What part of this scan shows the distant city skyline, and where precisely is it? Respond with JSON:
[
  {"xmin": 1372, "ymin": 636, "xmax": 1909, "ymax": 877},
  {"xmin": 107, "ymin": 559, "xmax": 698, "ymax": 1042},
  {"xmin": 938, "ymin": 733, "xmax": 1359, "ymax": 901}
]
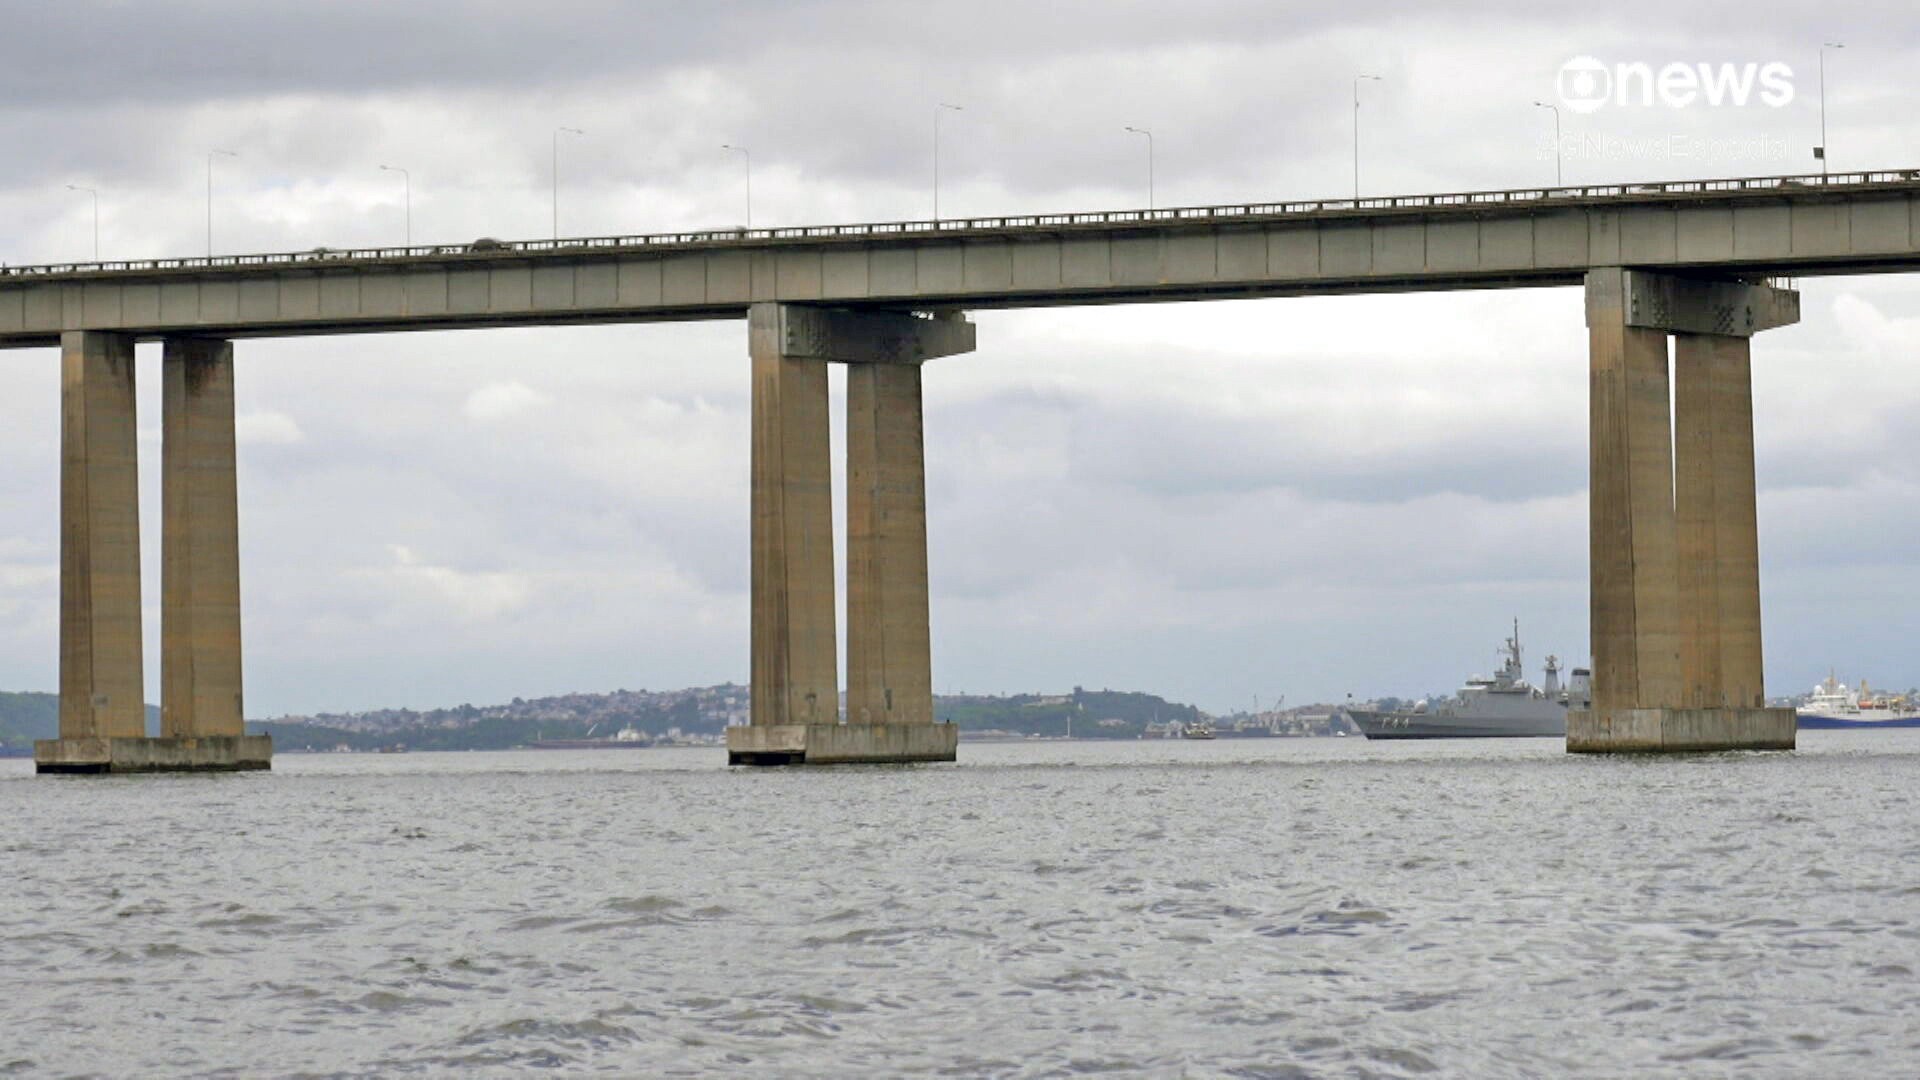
[{"xmin": 3, "ymin": 2, "xmax": 1918, "ymax": 714}]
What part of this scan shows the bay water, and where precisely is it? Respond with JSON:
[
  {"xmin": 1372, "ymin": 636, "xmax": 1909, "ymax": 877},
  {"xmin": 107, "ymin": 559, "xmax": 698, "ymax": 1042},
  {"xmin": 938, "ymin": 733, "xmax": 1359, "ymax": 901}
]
[{"xmin": 3, "ymin": 733, "xmax": 1917, "ymax": 1077}]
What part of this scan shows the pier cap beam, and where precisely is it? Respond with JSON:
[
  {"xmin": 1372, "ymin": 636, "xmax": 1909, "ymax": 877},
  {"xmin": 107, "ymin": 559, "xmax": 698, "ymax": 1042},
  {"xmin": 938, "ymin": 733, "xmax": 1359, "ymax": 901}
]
[
  {"xmin": 1586, "ymin": 269, "xmax": 1800, "ymax": 337},
  {"xmin": 775, "ymin": 306, "xmax": 975, "ymax": 364}
]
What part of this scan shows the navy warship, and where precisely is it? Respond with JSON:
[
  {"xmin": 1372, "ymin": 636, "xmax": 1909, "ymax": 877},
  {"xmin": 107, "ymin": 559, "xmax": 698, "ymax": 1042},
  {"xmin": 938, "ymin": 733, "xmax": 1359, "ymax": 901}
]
[{"xmin": 1350, "ymin": 622, "xmax": 1589, "ymax": 739}]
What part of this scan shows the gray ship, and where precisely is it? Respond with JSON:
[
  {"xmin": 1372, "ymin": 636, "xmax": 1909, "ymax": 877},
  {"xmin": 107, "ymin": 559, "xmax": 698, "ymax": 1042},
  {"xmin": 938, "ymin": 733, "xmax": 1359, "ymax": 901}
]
[{"xmin": 1350, "ymin": 621, "xmax": 1590, "ymax": 739}]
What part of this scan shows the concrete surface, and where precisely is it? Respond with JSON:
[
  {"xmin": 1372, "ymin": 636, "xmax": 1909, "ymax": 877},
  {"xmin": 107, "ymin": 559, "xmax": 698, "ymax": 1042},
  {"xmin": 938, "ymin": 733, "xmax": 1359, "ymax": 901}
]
[
  {"xmin": 1586, "ymin": 270, "xmax": 1683, "ymax": 722},
  {"xmin": 162, "ymin": 338, "xmax": 246, "ymax": 738},
  {"xmin": 749, "ymin": 303, "xmax": 839, "ymax": 727},
  {"xmin": 746, "ymin": 304, "xmax": 972, "ymax": 760},
  {"xmin": 1675, "ymin": 333, "xmax": 1765, "ymax": 709},
  {"xmin": 4, "ymin": 181, "xmax": 1913, "ymax": 347},
  {"xmin": 1581, "ymin": 268, "xmax": 1796, "ymax": 752},
  {"xmin": 726, "ymin": 722, "xmax": 958, "ymax": 765},
  {"xmin": 1566, "ymin": 707, "xmax": 1796, "ymax": 753},
  {"xmin": 35, "ymin": 735, "xmax": 273, "ymax": 773},
  {"xmin": 846, "ymin": 361, "xmax": 935, "ymax": 727},
  {"xmin": 59, "ymin": 330, "xmax": 145, "ymax": 741}
]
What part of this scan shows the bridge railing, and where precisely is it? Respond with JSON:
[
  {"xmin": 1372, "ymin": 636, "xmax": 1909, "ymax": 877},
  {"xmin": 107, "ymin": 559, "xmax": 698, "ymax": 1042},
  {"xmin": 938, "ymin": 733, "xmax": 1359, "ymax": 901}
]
[{"xmin": 5, "ymin": 169, "xmax": 1918, "ymax": 282}]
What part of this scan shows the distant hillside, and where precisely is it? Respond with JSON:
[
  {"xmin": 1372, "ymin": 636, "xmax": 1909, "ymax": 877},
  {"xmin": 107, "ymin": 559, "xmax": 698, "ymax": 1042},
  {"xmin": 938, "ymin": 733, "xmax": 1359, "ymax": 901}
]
[
  {"xmin": 4, "ymin": 682, "xmax": 1217, "ymax": 753},
  {"xmin": 0, "ymin": 691, "xmax": 160, "ymax": 751},
  {"xmin": 254, "ymin": 684, "xmax": 753, "ymax": 752},
  {"xmin": 938, "ymin": 687, "xmax": 1204, "ymax": 739},
  {"xmin": 256, "ymin": 683, "xmax": 1210, "ymax": 751},
  {"xmin": 0, "ymin": 691, "xmax": 58, "ymax": 749}
]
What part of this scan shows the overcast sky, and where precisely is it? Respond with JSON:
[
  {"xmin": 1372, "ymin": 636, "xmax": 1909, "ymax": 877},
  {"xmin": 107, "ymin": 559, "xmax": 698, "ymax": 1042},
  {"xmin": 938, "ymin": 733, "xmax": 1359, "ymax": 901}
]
[{"xmin": 3, "ymin": 1, "xmax": 1919, "ymax": 715}]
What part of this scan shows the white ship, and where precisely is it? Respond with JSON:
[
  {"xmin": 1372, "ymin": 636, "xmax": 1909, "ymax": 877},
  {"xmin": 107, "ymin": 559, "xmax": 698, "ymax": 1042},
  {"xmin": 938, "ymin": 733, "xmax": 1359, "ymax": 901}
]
[
  {"xmin": 1349, "ymin": 621, "xmax": 1590, "ymax": 739},
  {"xmin": 1796, "ymin": 673, "xmax": 1920, "ymax": 729}
]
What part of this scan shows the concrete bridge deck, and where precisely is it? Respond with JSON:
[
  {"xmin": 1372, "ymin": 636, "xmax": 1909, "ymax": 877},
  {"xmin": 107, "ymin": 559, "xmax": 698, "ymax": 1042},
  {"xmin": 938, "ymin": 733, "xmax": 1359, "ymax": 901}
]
[
  {"xmin": 3, "ymin": 168, "xmax": 1919, "ymax": 348},
  {"xmin": 16, "ymin": 168, "xmax": 1912, "ymax": 767}
]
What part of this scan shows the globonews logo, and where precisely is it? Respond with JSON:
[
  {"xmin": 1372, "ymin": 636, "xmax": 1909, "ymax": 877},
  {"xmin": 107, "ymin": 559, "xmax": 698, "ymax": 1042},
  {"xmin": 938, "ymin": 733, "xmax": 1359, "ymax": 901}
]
[{"xmin": 1557, "ymin": 56, "xmax": 1795, "ymax": 114}]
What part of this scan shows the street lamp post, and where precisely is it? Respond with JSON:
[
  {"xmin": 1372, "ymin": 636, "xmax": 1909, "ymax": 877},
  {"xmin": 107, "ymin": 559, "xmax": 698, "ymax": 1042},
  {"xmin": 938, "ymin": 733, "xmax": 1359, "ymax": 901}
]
[
  {"xmin": 721, "ymin": 143, "xmax": 751, "ymax": 228},
  {"xmin": 552, "ymin": 126, "xmax": 584, "ymax": 239},
  {"xmin": 1532, "ymin": 100, "xmax": 1563, "ymax": 186},
  {"xmin": 1123, "ymin": 125, "xmax": 1154, "ymax": 209},
  {"xmin": 66, "ymin": 184, "xmax": 99, "ymax": 261},
  {"xmin": 1818, "ymin": 42, "xmax": 1844, "ymax": 176},
  {"xmin": 1353, "ymin": 75, "xmax": 1382, "ymax": 201},
  {"xmin": 207, "ymin": 148, "xmax": 236, "ymax": 258},
  {"xmin": 934, "ymin": 103, "xmax": 963, "ymax": 221},
  {"xmin": 379, "ymin": 164, "xmax": 411, "ymax": 246}
]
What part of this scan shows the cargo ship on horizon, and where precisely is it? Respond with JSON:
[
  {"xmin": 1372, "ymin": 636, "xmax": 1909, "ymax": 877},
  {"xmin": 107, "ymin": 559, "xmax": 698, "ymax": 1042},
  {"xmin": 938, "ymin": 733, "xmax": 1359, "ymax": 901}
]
[
  {"xmin": 528, "ymin": 724, "xmax": 653, "ymax": 749},
  {"xmin": 1797, "ymin": 674, "xmax": 1920, "ymax": 729}
]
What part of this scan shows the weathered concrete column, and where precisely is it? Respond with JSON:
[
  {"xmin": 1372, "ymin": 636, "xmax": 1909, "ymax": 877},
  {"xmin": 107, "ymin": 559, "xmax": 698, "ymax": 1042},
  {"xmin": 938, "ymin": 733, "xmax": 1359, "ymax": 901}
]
[
  {"xmin": 747, "ymin": 302, "xmax": 840, "ymax": 733},
  {"xmin": 37, "ymin": 333, "xmax": 270, "ymax": 774},
  {"xmin": 54, "ymin": 331, "xmax": 145, "ymax": 742},
  {"xmin": 1674, "ymin": 333, "xmax": 1764, "ymax": 709},
  {"xmin": 1584, "ymin": 268, "xmax": 1683, "ymax": 722},
  {"xmin": 162, "ymin": 338, "xmax": 246, "ymax": 738},
  {"xmin": 730, "ymin": 304, "xmax": 973, "ymax": 765},
  {"xmin": 1569, "ymin": 269, "xmax": 1798, "ymax": 752},
  {"xmin": 846, "ymin": 360, "xmax": 933, "ymax": 727}
]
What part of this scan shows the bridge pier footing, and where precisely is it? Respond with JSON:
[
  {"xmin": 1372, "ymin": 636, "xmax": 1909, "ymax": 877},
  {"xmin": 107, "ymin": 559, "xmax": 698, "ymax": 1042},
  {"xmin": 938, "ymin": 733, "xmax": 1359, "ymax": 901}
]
[
  {"xmin": 1567, "ymin": 707, "xmax": 1797, "ymax": 753},
  {"xmin": 38, "ymin": 333, "xmax": 268, "ymax": 774},
  {"xmin": 36, "ymin": 735, "xmax": 274, "ymax": 774},
  {"xmin": 1573, "ymin": 269, "xmax": 1799, "ymax": 754},
  {"xmin": 729, "ymin": 304, "xmax": 974, "ymax": 766},
  {"xmin": 727, "ymin": 722, "xmax": 959, "ymax": 766}
]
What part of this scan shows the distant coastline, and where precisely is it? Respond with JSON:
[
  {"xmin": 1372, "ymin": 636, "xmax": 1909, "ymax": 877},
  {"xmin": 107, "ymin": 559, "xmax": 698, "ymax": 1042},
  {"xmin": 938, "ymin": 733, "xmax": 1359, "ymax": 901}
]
[{"xmin": 1, "ymin": 684, "xmax": 1356, "ymax": 754}]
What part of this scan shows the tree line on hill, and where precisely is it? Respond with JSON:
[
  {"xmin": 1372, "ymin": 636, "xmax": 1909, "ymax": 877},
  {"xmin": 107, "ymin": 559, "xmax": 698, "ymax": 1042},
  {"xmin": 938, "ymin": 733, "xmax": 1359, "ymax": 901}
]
[{"xmin": 2, "ymin": 684, "xmax": 1210, "ymax": 753}]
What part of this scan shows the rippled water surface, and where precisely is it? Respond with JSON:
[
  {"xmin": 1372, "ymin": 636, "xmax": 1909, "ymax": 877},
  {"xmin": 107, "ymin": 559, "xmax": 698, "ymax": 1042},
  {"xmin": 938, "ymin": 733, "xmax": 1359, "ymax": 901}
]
[{"xmin": 3, "ymin": 733, "xmax": 1919, "ymax": 1077}]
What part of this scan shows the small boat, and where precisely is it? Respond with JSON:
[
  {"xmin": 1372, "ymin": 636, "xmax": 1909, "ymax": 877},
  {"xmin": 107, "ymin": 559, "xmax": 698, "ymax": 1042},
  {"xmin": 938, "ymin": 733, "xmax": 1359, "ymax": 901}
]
[{"xmin": 1183, "ymin": 720, "xmax": 1217, "ymax": 740}]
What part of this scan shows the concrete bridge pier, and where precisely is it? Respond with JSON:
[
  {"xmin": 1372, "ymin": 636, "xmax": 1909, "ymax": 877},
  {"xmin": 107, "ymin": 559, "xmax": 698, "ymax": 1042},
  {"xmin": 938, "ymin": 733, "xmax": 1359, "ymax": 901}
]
[
  {"xmin": 36, "ymin": 332, "xmax": 270, "ymax": 773},
  {"xmin": 46, "ymin": 331, "xmax": 147, "ymax": 758},
  {"xmin": 1569, "ymin": 269, "xmax": 1799, "ymax": 753},
  {"xmin": 728, "ymin": 303, "xmax": 974, "ymax": 765}
]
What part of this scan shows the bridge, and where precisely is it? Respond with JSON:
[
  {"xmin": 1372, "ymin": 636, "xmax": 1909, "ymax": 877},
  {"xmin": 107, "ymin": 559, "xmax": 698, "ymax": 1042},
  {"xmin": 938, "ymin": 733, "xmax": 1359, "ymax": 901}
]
[{"xmin": 11, "ymin": 168, "xmax": 1920, "ymax": 769}]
